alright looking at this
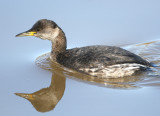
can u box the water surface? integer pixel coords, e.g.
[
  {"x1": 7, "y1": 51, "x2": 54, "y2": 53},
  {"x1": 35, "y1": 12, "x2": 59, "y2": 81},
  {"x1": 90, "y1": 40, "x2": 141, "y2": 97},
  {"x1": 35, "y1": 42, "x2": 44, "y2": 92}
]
[
  {"x1": 1, "y1": 1, "x2": 160, "y2": 115},
  {"x1": 14, "y1": 40, "x2": 160, "y2": 116}
]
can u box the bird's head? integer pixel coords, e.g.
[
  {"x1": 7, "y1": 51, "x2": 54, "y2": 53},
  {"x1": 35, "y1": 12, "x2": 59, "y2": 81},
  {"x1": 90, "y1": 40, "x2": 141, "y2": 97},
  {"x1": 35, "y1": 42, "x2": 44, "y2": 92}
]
[{"x1": 16, "y1": 19, "x2": 60, "y2": 41}]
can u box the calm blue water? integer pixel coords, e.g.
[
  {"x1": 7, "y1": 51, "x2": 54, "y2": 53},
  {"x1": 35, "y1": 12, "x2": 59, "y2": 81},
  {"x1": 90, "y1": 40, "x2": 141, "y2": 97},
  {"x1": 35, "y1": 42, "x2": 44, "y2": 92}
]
[{"x1": 1, "y1": 0, "x2": 160, "y2": 116}]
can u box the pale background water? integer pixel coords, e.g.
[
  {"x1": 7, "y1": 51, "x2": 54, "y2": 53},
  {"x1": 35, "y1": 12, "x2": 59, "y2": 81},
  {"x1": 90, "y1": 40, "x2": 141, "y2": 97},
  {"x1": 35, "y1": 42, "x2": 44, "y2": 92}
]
[{"x1": 1, "y1": 0, "x2": 160, "y2": 116}]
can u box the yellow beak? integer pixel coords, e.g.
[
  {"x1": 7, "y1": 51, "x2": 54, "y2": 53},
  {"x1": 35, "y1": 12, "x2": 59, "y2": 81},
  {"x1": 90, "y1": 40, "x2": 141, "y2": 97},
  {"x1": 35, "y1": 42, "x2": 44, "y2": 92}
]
[
  {"x1": 16, "y1": 31, "x2": 36, "y2": 37},
  {"x1": 15, "y1": 93, "x2": 34, "y2": 100}
]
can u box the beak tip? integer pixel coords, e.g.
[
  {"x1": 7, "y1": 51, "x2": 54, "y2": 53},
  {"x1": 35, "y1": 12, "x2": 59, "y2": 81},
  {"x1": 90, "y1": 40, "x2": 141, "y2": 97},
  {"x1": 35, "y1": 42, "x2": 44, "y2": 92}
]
[
  {"x1": 15, "y1": 33, "x2": 23, "y2": 37},
  {"x1": 15, "y1": 93, "x2": 21, "y2": 96},
  {"x1": 15, "y1": 31, "x2": 36, "y2": 37},
  {"x1": 15, "y1": 34, "x2": 19, "y2": 37},
  {"x1": 15, "y1": 93, "x2": 34, "y2": 100}
]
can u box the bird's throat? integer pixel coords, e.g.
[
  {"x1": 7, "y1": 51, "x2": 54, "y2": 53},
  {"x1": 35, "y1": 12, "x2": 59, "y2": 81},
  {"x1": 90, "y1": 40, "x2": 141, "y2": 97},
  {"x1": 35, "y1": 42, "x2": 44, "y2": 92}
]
[{"x1": 51, "y1": 30, "x2": 67, "y2": 61}]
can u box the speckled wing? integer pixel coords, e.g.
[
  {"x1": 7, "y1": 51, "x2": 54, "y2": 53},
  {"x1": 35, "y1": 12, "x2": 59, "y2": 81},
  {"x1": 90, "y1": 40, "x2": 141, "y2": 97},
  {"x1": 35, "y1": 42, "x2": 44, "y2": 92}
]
[{"x1": 57, "y1": 46, "x2": 151, "y2": 70}]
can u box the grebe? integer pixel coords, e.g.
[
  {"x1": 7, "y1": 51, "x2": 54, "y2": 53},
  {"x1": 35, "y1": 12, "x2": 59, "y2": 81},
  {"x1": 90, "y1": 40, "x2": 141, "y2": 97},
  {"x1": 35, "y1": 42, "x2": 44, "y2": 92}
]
[{"x1": 16, "y1": 19, "x2": 151, "y2": 78}]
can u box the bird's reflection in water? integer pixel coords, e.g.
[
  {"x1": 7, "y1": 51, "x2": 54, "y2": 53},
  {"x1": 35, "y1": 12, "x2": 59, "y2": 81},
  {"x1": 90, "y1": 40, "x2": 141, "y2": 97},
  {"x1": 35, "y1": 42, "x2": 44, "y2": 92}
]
[
  {"x1": 15, "y1": 41, "x2": 160, "y2": 112},
  {"x1": 15, "y1": 54, "x2": 150, "y2": 113},
  {"x1": 15, "y1": 51, "x2": 149, "y2": 112},
  {"x1": 15, "y1": 72, "x2": 66, "y2": 112}
]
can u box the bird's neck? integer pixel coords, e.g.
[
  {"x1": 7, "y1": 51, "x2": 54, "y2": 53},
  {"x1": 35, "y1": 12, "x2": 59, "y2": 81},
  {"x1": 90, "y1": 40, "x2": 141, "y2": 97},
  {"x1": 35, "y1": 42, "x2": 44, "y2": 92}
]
[{"x1": 51, "y1": 29, "x2": 67, "y2": 61}]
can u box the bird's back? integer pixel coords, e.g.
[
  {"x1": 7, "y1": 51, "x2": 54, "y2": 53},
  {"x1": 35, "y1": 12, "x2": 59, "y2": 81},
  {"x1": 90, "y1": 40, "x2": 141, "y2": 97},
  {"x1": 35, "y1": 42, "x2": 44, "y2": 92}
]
[{"x1": 57, "y1": 45, "x2": 151, "y2": 70}]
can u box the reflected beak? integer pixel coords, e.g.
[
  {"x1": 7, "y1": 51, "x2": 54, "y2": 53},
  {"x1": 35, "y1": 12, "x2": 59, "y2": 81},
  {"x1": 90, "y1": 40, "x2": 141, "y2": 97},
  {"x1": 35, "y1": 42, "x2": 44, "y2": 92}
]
[
  {"x1": 16, "y1": 31, "x2": 36, "y2": 37},
  {"x1": 15, "y1": 93, "x2": 34, "y2": 100}
]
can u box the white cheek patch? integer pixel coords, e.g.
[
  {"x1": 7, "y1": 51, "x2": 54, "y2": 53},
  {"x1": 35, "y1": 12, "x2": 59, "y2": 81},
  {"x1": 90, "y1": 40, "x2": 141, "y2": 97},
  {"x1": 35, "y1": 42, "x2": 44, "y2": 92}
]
[
  {"x1": 51, "y1": 27, "x2": 60, "y2": 40},
  {"x1": 36, "y1": 27, "x2": 60, "y2": 40}
]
